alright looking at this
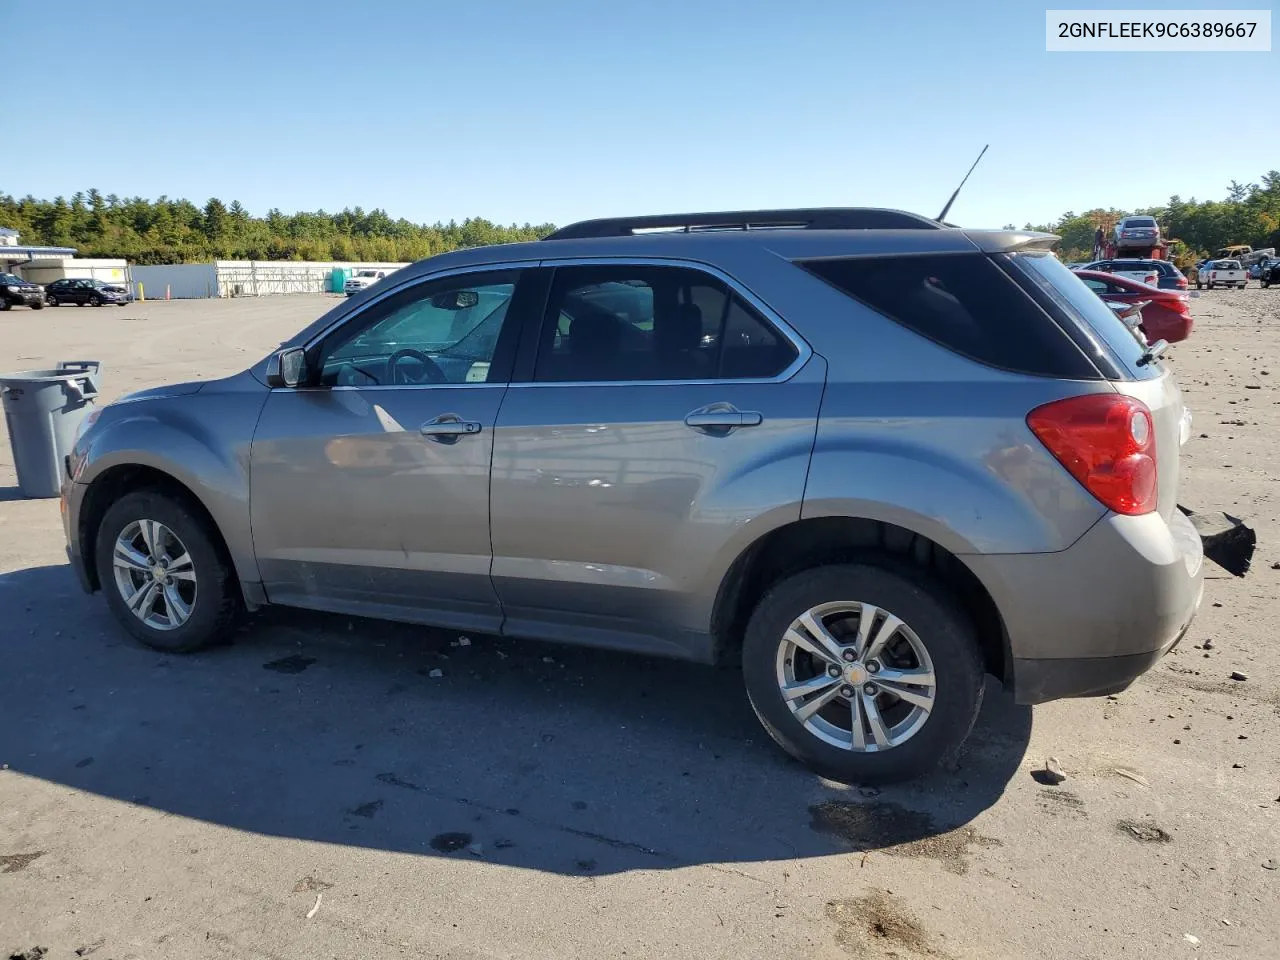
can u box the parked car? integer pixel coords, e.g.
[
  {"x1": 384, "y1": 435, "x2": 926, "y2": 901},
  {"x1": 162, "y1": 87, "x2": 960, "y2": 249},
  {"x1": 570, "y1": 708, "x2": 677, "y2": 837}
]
[
  {"x1": 0, "y1": 272, "x2": 46, "y2": 310},
  {"x1": 1074, "y1": 270, "x2": 1193, "y2": 343},
  {"x1": 344, "y1": 269, "x2": 391, "y2": 297},
  {"x1": 1113, "y1": 215, "x2": 1161, "y2": 249},
  {"x1": 1081, "y1": 258, "x2": 1185, "y2": 290},
  {"x1": 45, "y1": 277, "x2": 132, "y2": 306},
  {"x1": 1196, "y1": 259, "x2": 1247, "y2": 290},
  {"x1": 1259, "y1": 258, "x2": 1280, "y2": 289},
  {"x1": 62, "y1": 208, "x2": 1204, "y2": 784}
]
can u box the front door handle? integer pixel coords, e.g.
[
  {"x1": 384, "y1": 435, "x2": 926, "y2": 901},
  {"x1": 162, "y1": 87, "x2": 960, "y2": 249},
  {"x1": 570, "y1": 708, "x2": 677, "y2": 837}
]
[
  {"x1": 420, "y1": 414, "x2": 483, "y2": 444},
  {"x1": 684, "y1": 404, "x2": 764, "y2": 434}
]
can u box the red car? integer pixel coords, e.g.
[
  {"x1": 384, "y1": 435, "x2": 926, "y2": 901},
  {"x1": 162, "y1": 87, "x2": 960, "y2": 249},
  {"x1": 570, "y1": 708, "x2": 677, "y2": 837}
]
[{"x1": 1074, "y1": 270, "x2": 1193, "y2": 343}]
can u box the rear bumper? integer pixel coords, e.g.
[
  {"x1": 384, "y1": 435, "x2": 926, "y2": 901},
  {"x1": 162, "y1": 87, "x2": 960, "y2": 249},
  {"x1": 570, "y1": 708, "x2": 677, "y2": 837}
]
[{"x1": 964, "y1": 508, "x2": 1205, "y2": 705}]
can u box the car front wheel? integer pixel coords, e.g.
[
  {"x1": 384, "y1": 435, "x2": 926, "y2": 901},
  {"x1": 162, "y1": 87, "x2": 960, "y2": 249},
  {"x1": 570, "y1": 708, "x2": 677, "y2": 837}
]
[
  {"x1": 95, "y1": 491, "x2": 242, "y2": 652},
  {"x1": 742, "y1": 562, "x2": 984, "y2": 784}
]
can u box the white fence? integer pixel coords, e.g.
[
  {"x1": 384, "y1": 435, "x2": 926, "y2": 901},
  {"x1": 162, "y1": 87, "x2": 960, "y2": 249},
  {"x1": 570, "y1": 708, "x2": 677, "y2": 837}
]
[{"x1": 128, "y1": 260, "x2": 410, "y2": 299}]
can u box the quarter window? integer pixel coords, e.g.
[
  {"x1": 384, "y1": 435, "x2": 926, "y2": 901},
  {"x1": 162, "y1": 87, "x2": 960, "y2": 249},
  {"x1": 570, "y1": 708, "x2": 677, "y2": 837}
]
[{"x1": 534, "y1": 264, "x2": 797, "y2": 383}]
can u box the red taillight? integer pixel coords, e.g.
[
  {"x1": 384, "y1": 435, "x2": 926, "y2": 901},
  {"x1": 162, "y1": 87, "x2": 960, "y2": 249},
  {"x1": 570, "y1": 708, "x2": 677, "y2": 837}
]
[{"x1": 1027, "y1": 395, "x2": 1158, "y2": 516}]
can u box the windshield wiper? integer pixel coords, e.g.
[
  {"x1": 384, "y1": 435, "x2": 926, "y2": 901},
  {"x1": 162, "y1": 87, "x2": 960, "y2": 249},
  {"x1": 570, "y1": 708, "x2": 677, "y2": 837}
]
[{"x1": 1136, "y1": 339, "x2": 1169, "y2": 366}]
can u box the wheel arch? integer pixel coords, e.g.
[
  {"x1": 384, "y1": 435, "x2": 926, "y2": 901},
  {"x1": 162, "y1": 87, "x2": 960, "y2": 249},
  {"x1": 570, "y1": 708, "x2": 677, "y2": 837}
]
[
  {"x1": 709, "y1": 515, "x2": 1010, "y2": 683},
  {"x1": 79, "y1": 463, "x2": 240, "y2": 600}
]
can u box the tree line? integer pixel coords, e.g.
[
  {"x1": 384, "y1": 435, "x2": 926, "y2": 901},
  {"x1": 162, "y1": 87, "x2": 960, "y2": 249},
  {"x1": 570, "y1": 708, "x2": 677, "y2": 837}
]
[
  {"x1": 3, "y1": 171, "x2": 1280, "y2": 266},
  {"x1": 0, "y1": 189, "x2": 555, "y2": 264},
  {"x1": 1017, "y1": 169, "x2": 1280, "y2": 265}
]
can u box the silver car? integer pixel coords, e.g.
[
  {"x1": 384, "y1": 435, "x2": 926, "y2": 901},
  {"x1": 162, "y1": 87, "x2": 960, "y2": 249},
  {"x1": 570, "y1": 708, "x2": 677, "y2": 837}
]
[{"x1": 61, "y1": 208, "x2": 1204, "y2": 783}]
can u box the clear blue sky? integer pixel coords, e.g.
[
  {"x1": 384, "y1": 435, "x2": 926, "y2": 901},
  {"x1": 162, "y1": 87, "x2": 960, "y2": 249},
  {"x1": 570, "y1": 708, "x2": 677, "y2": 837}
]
[{"x1": 9, "y1": 0, "x2": 1277, "y2": 228}]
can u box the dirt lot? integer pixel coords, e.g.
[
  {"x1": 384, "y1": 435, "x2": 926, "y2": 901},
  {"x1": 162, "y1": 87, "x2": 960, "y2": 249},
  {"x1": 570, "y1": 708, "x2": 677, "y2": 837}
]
[{"x1": 1, "y1": 291, "x2": 1277, "y2": 960}]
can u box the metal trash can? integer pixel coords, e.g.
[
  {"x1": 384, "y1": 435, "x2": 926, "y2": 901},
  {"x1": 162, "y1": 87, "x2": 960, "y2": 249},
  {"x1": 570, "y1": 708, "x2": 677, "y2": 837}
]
[{"x1": 1, "y1": 361, "x2": 102, "y2": 499}]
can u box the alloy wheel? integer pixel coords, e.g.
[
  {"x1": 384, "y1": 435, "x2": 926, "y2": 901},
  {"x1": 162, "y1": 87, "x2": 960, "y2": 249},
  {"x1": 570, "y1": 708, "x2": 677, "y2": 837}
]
[
  {"x1": 111, "y1": 519, "x2": 197, "y2": 631},
  {"x1": 775, "y1": 601, "x2": 936, "y2": 752}
]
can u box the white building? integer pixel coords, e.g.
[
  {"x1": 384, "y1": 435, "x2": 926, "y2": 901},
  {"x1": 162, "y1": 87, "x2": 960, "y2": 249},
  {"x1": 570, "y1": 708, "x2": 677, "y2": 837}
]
[
  {"x1": 129, "y1": 260, "x2": 410, "y2": 299},
  {"x1": 0, "y1": 230, "x2": 129, "y2": 285}
]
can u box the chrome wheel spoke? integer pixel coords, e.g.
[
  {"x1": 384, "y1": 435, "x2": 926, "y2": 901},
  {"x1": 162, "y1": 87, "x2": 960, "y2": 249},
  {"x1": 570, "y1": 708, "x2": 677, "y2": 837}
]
[
  {"x1": 166, "y1": 551, "x2": 195, "y2": 581},
  {"x1": 874, "y1": 665, "x2": 935, "y2": 688},
  {"x1": 794, "y1": 683, "x2": 844, "y2": 723},
  {"x1": 862, "y1": 612, "x2": 904, "y2": 664},
  {"x1": 861, "y1": 693, "x2": 891, "y2": 747},
  {"x1": 163, "y1": 583, "x2": 192, "y2": 625},
  {"x1": 848, "y1": 690, "x2": 867, "y2": 750},
  {"x1": 112, "y1": 541, "x2": 151, "y2": 574},
  {"x1": 138, "y1": 519, "x2": 162, "y2": 558},
  {"x1": 791, "y1": 609, "x2": 845, "y2": 665},
  {"x1": 128, "y1": 581, "x2": 159, "y2": 617},
  {"x1": 781, "y1": 673, "x2": 840, "y2": 702},
  {"x1": 877, "y1": 680, "x2": 934, "y2": 711}
]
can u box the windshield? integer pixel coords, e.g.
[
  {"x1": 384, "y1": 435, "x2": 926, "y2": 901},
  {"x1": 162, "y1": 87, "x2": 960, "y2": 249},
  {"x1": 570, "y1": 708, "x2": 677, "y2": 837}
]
[{"x1": 1011, "y1": 252, "x2": 1161, "y2": 380}]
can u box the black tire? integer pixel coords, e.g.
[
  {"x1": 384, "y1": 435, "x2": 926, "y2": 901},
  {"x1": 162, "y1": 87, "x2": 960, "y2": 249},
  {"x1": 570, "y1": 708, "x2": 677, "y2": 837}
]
[
  {"x1": 31, "y1": 301, "x2": 44, "y2": 310},
  {"x1": 47, "y1": 296, "x2": 59, "y2": 306},
  {"x1": 90, "y1": 294, "x2": 102, "y2": 306},
  {"x1": 95, "y1": 490, "x2": 241, "y2": 653},
  {"x1": 0, "y1": 298, "x2": 10, "y2": 311},
  {"x1": 742, "y1": 562, "x2": 984, "y2": 784},
  {"x1": 1264, "y1": 280, "x2": 1271, "y2": 289},
  {"x1": 1195, "y1": 280, "x2": 1203, "y2": 289},
  {"x1": 1207, "y1": 282, "x2": 1215, "y2": 289}
]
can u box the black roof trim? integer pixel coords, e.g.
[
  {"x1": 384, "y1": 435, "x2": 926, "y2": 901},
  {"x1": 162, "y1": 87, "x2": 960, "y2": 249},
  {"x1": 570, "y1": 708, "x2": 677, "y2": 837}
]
[{"x1": 544, "y1": 208, "x2": 944, "y2": 241}]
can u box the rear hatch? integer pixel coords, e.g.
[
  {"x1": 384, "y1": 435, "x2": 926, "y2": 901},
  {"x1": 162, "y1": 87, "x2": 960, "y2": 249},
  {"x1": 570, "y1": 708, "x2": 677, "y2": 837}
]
[{"x1": 1010, "y1": 252, "x2": 1184, "y2": 520}]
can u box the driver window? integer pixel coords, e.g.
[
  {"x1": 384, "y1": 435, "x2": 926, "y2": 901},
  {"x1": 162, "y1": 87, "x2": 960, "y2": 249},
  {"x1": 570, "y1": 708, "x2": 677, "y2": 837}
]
[{"x1": 318, "y1": 271, "x2": 519, "y2": 387}]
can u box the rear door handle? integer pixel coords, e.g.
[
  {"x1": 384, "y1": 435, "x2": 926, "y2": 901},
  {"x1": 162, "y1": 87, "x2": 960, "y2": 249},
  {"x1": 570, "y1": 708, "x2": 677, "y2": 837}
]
[
  {"x1": 420, "y1": 414, "x2": 483, "y2": 443},
  {"x1": 684, "y1": 404, "x2": 763, "y2": 434}
]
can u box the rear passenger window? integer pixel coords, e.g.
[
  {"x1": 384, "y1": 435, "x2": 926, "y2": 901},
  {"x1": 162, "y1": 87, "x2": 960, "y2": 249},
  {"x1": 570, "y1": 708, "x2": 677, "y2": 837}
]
[
  {"x1": 535, "y1": 264, "x2": 798, "y2": 383},
  {"x1": 799, "y1": 254, "x2": 1095, "y2": 379}
]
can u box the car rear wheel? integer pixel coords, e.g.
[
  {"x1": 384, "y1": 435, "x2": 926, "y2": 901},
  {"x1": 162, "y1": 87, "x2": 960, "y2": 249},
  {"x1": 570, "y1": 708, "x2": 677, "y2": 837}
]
[
  {"x1": 0, "y1": 299, "x2": 10, "y2": 311},
  {"x1": 46, "y1": 295, "x2": 59, "y2": 306},
  {"x1": 95, "y1": 491, "x2": 242, "y2": 653},
  {"x1": 742, "y1": 562, "x2": 984, "y2": 784},
  {"x1": 90, "y1": 294, "x2": 102, "y2": 306}
]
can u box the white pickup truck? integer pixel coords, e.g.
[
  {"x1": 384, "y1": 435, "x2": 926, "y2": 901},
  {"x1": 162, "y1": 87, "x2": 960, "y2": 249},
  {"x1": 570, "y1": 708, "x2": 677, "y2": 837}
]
[
  {"x1": 344, "y1": 269, "x2": 392, "y2": 297},
  {"x1": 1196, "y1": 259, "x2": 1247, "y2": 290}
]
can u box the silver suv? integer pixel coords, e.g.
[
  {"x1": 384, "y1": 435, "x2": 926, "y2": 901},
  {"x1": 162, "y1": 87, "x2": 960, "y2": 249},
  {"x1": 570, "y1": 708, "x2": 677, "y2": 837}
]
[{"x1": 62, "y1": 208, "x2": 1204, "y2": 782}]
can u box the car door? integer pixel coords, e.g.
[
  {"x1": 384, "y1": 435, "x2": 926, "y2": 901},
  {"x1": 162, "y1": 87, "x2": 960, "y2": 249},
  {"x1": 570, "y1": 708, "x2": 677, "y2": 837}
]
[
  {"x1": 489, "y1": 260, "x2": 826, "y2": 659},
  {"x1": 249, "y1": 264, "x2": 541, "y2": 633}
]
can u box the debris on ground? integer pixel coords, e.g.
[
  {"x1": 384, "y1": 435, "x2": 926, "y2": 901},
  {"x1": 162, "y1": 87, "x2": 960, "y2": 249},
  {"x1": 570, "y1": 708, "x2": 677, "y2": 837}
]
[
  {"x1": 306, "y1": 893, "x2": 322, "y2": 919},
  {"x1": 1203, "y1": 639, "x2": 1215, "y2": 650},
  {"x1": 1031, "y1": 758, "x2": 1067, "y2": 785},
  {"x1": 293, "y1": 875, "x2": 333, "y2": 893},
  {"x1": 73, "y1": 940, "x2": 105, "y2": 957},
  {"x1": 1181, "y1": 507, "x2": 1257, "y2": 577},
  {"x1": 1118, "y1": 819, "x2": 1173, "y2": 843},
  {"x1": 8, "y1": 949, "x2": 46, "y2": 960},
  {"x1": 429, "y1": 832, "x2": 472, "y2": 853},
  {"x1": 1113, "y1": 768, "x2": 1150, "y2": 788},
  {"x1": 1230, "y1": 671, "x2": 1248, "y2": 681},
  {"x1": 427, "y1": 668, "x2": 444, "y2": 679},
  {"x1": 1263, "y1": 859, "x2": 1278, "y2": 871},
  {"x1": 0, "y1": 852, "x2": 45, "y2": 874},
  {"x1": 1183, "y1": 933, "x2": 1200, "y2": 945},
  {"x1": 262, "y1": 655, "x2": 316, "y2": 674}
]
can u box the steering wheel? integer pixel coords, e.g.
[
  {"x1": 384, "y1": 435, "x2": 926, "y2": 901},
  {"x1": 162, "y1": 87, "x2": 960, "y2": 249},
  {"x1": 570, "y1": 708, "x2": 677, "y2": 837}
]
[{"x1": 386, "y1": 348, "x2": 447, "y2": 385}]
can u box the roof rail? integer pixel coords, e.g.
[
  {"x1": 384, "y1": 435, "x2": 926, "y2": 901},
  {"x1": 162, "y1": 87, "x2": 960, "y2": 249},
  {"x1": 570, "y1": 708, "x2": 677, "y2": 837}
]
[{"x1": 543, "y1": 207, "x2": 944, "y2": 241}]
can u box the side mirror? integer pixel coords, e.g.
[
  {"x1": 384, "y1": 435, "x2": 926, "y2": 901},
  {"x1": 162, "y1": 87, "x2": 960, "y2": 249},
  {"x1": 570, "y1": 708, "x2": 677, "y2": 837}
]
[{"x1": 266, "y1": 347, "x2": 308, "y2": 388}]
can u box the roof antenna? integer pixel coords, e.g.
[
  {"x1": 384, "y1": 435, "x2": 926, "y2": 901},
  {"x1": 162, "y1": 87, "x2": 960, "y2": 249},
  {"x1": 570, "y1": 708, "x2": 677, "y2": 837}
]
[{"x1": 936, "y1": 144, "x2": 989, "y2": 224}]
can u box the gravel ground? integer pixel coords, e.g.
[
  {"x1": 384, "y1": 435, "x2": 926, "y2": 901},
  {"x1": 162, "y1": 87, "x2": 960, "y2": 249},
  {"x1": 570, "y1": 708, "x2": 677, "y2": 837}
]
[{"x1": 1, "y1": 290, "x2": 1277, "y2": 960}]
